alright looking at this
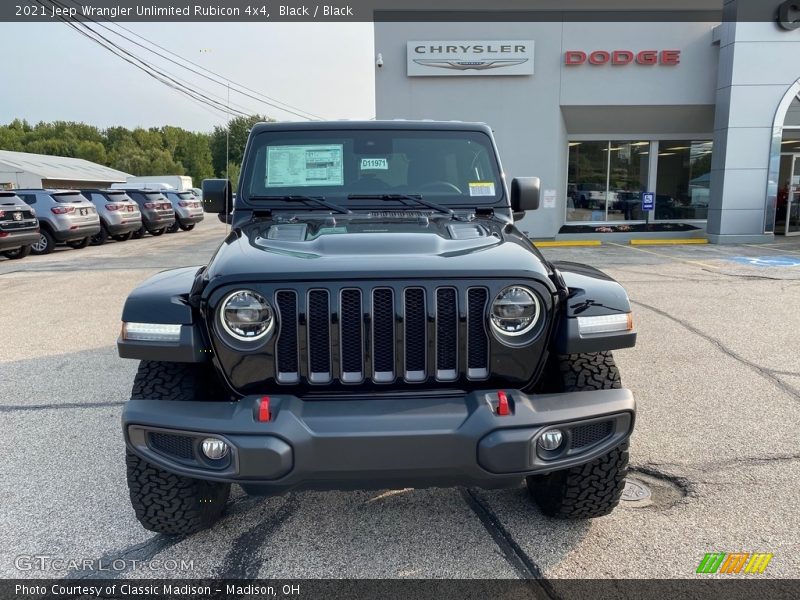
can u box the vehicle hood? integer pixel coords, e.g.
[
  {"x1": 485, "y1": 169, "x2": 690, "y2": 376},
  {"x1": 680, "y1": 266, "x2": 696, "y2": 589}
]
[{"x1": 204, "y1": 215, "x2": 553, "y2": 285}]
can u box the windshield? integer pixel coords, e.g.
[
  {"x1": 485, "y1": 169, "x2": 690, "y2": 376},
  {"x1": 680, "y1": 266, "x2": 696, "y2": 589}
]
[{"x1": 242, "y1": 129, "x2": 504, "y2": 208}]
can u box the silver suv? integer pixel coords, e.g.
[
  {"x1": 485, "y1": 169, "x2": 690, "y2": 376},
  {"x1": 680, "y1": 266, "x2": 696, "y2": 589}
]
[
  {"x1": 0, "y1": 192, "x2": 39, "y2": 260},
  {"x1": 163, "y1": 190, "x2": 204, "y2": 233},
  {"x1": 125, "y1": 190, "x2": 175, "y2": 238},
  {"x1": 15, "y1": 189, "x2": 101, "y2": 255},
  {"x1": 80, "y1": 189, "x2": 142, "y2": 245}
]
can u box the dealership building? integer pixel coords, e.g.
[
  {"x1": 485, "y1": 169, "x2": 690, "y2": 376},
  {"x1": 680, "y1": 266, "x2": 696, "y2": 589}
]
[{"x1": 374, "y1": 0, "x2": 800, "y2": 242}]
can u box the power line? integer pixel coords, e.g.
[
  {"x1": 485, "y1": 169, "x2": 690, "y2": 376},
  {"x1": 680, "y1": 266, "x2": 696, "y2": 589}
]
[
  {"x1": 39, "y1": 0, "x2": 257, "y2": 120},
  {"x1": 56, "y1": 0, "x2": 323, "y2": 121}
]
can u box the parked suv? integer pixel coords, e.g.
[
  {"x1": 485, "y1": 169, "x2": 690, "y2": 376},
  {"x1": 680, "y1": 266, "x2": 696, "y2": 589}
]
[
  {"x1": 15, "y1": 189, "x2": 100, "y2": 255},
  {"x1": 80, "y1": 189, "x2": 143, "y2": 245},
  {"x1": 0, "y1": 191, "x2": 39, "y2": 260},
  {"x1": 125, "y1": 190, "x2": 175, "y2": 238},
  {"x1": 118, "y1": 121, "x2": 637, "y2": 535},
  {"x1": 163, "y1": 190, "x2": 204, "y2": 233}
]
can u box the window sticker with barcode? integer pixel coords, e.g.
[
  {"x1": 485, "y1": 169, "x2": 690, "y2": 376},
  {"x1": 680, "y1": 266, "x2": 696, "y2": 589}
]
[
  {"x1": 469, "y1": 181, "x2": 496, "y2": 196},
  {"x1": 266, "y1": 144, "x2": 344, "y2": 187}
]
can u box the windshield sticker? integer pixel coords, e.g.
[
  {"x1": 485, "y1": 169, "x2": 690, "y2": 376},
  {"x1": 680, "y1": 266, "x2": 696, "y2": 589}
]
[
  {"x1": 360, "y1": 157, "x2": 389, "y2": 171},
  {"x1": 469, "y1": 181, "x2": 496, "y2": 196},
  {"x1": 266, "y1": 144, "x2": 344, "y2": 187}
]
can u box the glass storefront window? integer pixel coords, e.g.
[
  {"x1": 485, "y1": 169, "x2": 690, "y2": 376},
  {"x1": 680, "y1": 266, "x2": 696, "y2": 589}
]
[
  {"x1": 654, "y1": 140, "x2": 713, "y2": 220},
  {"x1": 567, "y1": 141, "x2": 609, "y2": 222},
  {"x1": 566, "y1": 140, "x2": 649, "y2": 222},
  {"x1": 608, "y1": 142, "x2": 650, "y2": 221}
]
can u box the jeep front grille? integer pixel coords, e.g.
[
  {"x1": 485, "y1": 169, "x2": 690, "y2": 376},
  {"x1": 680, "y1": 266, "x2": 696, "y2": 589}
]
[{"x1": 273, "y1": 284, "x2": 490, "y2": 386}]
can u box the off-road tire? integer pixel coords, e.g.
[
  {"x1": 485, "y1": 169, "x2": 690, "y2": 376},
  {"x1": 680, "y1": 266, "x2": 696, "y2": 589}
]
[
  {"x1": 527, "y1": 351, "x2": 628, "y2": 519},
  {"x1": 126, "y1": 361, "x2": 230, "y2": 534},
  {"x1": 3, "y1": 244, "x2": 31, "y2": 259},
  {"x1": 67, "y1": 237, "x2": 90, "y2": 249},
  {"x1": 112, "y1": 232, "x2": 133, "y2": 242},
  {"x1": 527, "y1": 442, "x2": 629, "y2": 519},
  {"x1": 126, "y1": 451, "x2": 230, "y2": 535}
]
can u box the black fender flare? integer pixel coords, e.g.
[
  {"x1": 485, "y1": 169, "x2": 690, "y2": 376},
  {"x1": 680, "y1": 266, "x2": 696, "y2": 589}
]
[
  {"x1": 551, "y1": 261, "x2": 636, "y2": 354},
  {"x1": 117, "y1": 266, "x2": 211, "y2": 363}
]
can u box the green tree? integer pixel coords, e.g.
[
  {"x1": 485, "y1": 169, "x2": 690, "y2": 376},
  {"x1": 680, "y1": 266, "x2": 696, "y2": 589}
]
[
  {"x1": 210, "y1": 114, "x2": 272, "y2": 177},
  {"x1": 226, "y1": 161, "x2": 242, "y2": 192}
]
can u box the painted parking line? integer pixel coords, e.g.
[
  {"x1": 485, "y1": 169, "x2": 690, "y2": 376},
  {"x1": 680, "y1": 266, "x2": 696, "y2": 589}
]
[{"x1": 607, "y1": 242, "x2": 720, "y2": 270}]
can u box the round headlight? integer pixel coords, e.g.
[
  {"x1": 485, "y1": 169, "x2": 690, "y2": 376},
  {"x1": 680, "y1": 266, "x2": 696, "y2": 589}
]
[
  {"x1": 219, "y1": 290, "x2": 274, "y2": 342},
  {"x1": 490, "y1": 286, "x2": 540, "y2": 336}
]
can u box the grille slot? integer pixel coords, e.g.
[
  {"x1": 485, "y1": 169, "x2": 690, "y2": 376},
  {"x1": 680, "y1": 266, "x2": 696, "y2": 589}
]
[
  {"x1": 436, "y1": 288, "x2": 458, "y2": 381},
  {"x1": 340, "y1": 289, "x2": 363, "y2": 383},
  {"x1": 275, "y1": 291, "x2": 299, "y2": 384},
  {"x1": 307, "y1": 290, "x2": 331, "y2": 383},
  {"x1": 270, "y1": 283, "x2": 492, "y2": 386},
  {"x1": 467, "y1": 288, "x2": 489, "y2": 379},
  {"x1": 404, "y1": 288, "x2": 427, "y2": 382},
  {"x1": 570, "y1": 421, "x2": 614, "y2": 449},
  {"x1": 148, "y1": 432, "x2": 194, "y2": 460},
  {"x1": 372, "y1": 288, "x2": 395, "y2": 383}
]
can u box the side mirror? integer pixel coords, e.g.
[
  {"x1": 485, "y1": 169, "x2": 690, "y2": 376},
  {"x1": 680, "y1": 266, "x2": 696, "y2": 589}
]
[
  {"x1": 201, "y1": 179, "x2": 232, "y2": 214},
  {"x1": 510, "y1": 177, "x2": 540, "y2": 219}
]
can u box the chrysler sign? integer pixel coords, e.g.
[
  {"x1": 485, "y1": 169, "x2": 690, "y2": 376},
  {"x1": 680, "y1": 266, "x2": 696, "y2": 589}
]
[{"x1": 407, "y1": 41, "x2": 535, "y2": 77}]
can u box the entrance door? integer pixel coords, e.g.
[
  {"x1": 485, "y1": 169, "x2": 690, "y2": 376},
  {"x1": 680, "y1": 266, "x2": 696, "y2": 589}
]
[{"x1": 777, "y1": 154, "x2": 800, "y2": 236}]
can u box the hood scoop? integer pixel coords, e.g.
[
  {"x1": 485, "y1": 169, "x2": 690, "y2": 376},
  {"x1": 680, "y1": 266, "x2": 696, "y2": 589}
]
[
  {"x1": 266, "y1": 223, "x2": 308, "y2": 241},
  {"x1": 447, "y1": 222, "x2": 492, "y2": 240}
]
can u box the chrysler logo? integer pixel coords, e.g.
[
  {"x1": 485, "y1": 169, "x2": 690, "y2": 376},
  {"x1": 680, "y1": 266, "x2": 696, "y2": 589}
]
[{"x1": 413, "y1": 58, "x2": 529, "y2": 71}]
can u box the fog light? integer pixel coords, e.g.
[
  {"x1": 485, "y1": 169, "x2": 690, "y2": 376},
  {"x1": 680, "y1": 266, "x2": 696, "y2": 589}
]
[
  {"x1": 538, "y1": 429, "x2": 564, "y2": 451},
  {"x1": 201, "y1": 437, "x2": 229, "y2": 460}
]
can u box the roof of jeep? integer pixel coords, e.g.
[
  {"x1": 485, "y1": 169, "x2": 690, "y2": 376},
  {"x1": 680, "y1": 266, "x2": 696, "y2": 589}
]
[{"x1": 249, "y1": 120, "x2": 493, "y2": 134}]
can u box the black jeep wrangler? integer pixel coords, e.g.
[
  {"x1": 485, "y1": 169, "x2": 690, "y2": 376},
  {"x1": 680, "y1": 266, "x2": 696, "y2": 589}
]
[{"x1": 118, "y1": 121, "x2": 636, "y2": 534}]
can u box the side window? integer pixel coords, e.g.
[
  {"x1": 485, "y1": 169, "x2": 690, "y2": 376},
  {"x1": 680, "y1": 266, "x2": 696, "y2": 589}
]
[{"x1": 21, "y1": 194, "x2": 35, "y2": 204}]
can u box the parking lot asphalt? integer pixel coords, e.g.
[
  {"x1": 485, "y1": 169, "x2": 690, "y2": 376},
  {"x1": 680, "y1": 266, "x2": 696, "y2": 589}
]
[{"x1": 1, "y1": 221, "x2": 799, "y2": 581}]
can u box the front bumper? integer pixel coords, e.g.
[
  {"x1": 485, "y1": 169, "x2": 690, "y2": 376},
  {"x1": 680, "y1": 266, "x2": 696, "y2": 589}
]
[{"x1": 123, "y1": 388, "x2": 635, "y2": 494}]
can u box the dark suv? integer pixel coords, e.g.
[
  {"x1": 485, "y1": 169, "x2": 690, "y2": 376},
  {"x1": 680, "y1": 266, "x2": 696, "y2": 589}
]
[
  {"x1": 80, "y1": 189, "x2": 143, "y2": 245},
  {"x1": 118, "y1": 121, "x2": 637, "y2": 535},
  {"x1": 125, "y1": 190, "x2": 175, "y2": 238},
  {"x1": 0, "y1": 192, "x2": 39, "y2": 260}
]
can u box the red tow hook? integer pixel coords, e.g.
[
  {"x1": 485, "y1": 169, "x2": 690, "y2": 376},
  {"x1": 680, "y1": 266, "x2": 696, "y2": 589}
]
[
  {"x1": 258, "y1": 396, "x2": 271, "y2": 422},
  {"x1": 496, "y1": 391, "x2": 511, "y2": 416}
]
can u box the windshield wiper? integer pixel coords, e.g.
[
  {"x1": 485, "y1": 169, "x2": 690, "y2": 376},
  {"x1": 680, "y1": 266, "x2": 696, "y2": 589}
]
[
  {"x1": 347, "y1": 193, "x2": 457, "y2": 218},
  {"x1": 249, "y1": 195, "x2": 351, "y2": 214}
]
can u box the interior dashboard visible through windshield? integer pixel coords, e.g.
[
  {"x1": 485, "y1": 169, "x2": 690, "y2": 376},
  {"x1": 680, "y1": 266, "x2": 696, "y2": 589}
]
[{"x1": 241, "y1": 129, "x2": 505, "y2": 210}]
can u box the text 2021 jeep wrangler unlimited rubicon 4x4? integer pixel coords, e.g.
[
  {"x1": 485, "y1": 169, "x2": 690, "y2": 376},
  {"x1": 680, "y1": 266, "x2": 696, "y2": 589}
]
[{"x1": 118, "y1": 121, "x2": 636, "y2": 534}]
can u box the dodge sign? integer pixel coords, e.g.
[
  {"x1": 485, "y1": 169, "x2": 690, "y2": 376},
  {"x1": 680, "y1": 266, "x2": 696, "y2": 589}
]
[{"x1": 407, "y1": 41, "x2": 535, "y2": 77}]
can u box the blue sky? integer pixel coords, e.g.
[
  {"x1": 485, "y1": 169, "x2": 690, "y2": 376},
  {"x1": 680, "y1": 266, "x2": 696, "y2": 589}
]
[{"x1": 0, "y1": 22, "x2": 375, "y2": 131}]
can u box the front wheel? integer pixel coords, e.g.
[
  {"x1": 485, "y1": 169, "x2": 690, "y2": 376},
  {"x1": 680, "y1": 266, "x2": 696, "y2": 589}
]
[
  {"x1": 126, "y1": 361, "x2": 229, "y2": 534},
  {"x1": 67, "y1": 237, "x2": 90, "y2": 250},
  {"x1": 3, "y1": 245, "x2": 32, "y2": 259},
  {"x1": 527, "y1": 352, "x2": 628, "y2": 519},
  {"x1": 31, "y1": 230, "x2": 55, "y2": 255},
  {"x1": 90, "y1": 225, "x2": 109, "y2": 246},
  {"x1": 126, "y1": 451, "x2": 230, "y2": 535}
]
